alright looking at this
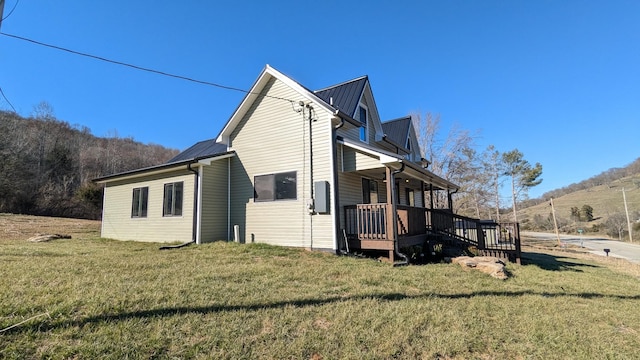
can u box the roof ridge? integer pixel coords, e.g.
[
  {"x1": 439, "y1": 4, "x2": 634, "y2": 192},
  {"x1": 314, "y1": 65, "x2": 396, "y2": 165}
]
[
  {"x1": 382, "y1": 115, "x2": 412, "y2": 124},
  {"x1": 314, "y1": 75, "x2": 368, "y2": 93}
]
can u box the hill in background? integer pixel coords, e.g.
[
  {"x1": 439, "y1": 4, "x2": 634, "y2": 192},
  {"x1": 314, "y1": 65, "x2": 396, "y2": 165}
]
[
  {"x1": 519, "y1": 170, "x2": 640, "y2": 240},
  {"x1": 0, "y1": 110, "x2": 179, "y2": 219}
]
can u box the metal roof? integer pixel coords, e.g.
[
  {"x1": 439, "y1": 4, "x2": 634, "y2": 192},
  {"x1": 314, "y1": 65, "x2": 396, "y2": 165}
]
[
  {"x1": 314, "y1": 76, "x2": 368, "y2": 117},
  {"x1": 167, "y1": 139, "x2": 228, "y2": 163},
  {"x1": 381, "y1": 116, "x2": 411, "y2": 147}
]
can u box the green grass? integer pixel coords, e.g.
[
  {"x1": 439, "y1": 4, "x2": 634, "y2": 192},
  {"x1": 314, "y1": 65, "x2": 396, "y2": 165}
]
[{"x1": 2, "y1": 217, "x2": 640, "y2": 359}]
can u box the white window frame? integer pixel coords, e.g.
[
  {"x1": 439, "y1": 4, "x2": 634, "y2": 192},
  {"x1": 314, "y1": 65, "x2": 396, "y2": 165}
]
[
  {"x1": 358, "y1": 104, "x2": 369, "y2": 143},
  {"x1": 163, "y1": 181, "x2": 184, "y2": 217}
]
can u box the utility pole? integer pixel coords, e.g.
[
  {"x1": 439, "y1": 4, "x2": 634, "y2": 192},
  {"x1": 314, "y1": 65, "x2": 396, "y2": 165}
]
[
  {"x1": 622, "y1": 188, "x2": 633, "y2": 243},
  {"x1": 0, "y1": 0, "x2": 5, "y2": 30},
  {"x1": 550, "y1": 198, "x2": 561, "y2": 246}
]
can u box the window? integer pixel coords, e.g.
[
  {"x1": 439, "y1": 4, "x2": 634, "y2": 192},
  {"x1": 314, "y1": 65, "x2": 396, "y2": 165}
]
[
  {"x1": 362, "y1": 178, "x2": 379, "y2": 204},
  {"x1": 163, "y1": 182, "x2": 183, "y2": 216},
  {"x1": 358, "y1": 105, "x2": 368, "y2": 142},
  {"x1": 254, "y1": 171, "x2": 297, "y2": 202},
  {"x1": 405, "y1": 188, "x2": 415, "y2": 207},
  {"x1": 131, "y1": 187, "x2": 148, "y2": 218}
]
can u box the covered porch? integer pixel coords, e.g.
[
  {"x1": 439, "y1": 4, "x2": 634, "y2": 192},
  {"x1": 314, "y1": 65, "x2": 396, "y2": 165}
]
[{"x1": 337, "y1": 140, "x2": 521, "y2": 264}]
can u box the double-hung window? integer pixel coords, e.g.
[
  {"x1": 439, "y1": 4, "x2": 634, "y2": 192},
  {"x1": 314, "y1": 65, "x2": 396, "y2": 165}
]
[
  {"x1": 358, "y1": 105, "x2": 368, "y2": 142},
  {"x1": 131, "y1": 187, "x2": 148, "y2": 218},
  {"x1": 254, "y1": 171, "x2": 297, "y2": 202},
  {"x1": 163, "y1": 182, "x2": 183, "y2": 216}
]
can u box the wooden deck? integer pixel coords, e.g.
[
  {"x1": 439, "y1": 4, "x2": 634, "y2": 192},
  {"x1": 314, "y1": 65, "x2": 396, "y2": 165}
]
[{"x1": 344, "y1": 204, "x2": 521, "y2": 264}]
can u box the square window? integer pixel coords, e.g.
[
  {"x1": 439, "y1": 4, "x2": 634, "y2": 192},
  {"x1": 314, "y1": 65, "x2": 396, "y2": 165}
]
[{"x1": 254, "y1": 172, "x2": 297, "y2": 202}]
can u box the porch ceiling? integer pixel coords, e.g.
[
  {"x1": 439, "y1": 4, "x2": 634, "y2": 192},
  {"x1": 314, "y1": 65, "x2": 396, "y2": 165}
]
[{"x1": 339, "y1": 139, "x2": 458, "y2": 191}]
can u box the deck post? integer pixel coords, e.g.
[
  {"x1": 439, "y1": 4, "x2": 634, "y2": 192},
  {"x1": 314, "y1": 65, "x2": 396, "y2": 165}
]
[
  {"x1": 385, "y1": 167, "x2": 397, "y2": 262},
  {"x1": 429, "y1": 184, "x2": 434, "y2": 209}
]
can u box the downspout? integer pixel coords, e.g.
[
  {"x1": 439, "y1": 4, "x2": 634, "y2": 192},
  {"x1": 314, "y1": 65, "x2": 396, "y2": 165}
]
[
  {"x1": 391, "y1": 162, "x2": 409, "y2": 266},
  {"x1": 332, "y1": 115, "x2": 346, "y2": 254},
  {"x1": 160, "y1": 161, "x2": 199, "y2": 250},
  {"x1": 448, "y1": 188, "x2": 458, "y2": 211}
]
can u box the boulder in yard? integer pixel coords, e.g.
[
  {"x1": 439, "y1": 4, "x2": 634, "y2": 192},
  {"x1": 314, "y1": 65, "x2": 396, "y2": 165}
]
[
  {"x1": 27, "y1": 234, "x2": 72, "y2": 243},
  {"x1": 452, "y1": 256, "x2": 508, "y2": 280}
]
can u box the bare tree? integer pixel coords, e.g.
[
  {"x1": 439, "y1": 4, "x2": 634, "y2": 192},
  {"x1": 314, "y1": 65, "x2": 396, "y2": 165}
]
[
  {"x1": 481, "y1": 145, "x2": 503, "y2": 221},
  {"x1": 413, "y1": 112, "x2": 477, "y2": 210}
]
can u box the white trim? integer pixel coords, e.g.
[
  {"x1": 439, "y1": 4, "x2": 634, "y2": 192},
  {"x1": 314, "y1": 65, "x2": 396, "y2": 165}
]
[
  {"x1": 328, "y1": 119, "x2": 338, "y2": 251},
  {"x1": 95, "y1": 154, "x2": 236, "y2": 184},
  {"x1": 195, "y1": 166, "x2": 203, "y2": 244},
  {"x1": 227, "y1": 157, "x2": 231, "y2": 242},
  {"x1": 357, "y1": 103, "x2": 369, "y2": 144},
  {"x1": 198, "y1": 152, "x2": 235, "y2": 165}
]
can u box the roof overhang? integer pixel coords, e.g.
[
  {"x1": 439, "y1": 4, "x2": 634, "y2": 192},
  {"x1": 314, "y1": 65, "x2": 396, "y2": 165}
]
[
  {"x1": 93, "y1": 152, "x2": 235, "y2": 184},
  {"x1": 338, "y1": 138, "x2": 458, "y2": 191}
]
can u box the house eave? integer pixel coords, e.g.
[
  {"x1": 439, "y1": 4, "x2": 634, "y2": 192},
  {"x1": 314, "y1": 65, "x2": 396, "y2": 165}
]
[
  {"x1": 93, "y1": 152, "x2": 236, "y2": 184},
  {"x1": 338, "y1": 138, "x2": 458, "y2": 191}
]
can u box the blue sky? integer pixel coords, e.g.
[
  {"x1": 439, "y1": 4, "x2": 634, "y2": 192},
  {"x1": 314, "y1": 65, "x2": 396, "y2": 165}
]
[{"x1": 1, "y1": 1, "x2": 638, "y2": 199}]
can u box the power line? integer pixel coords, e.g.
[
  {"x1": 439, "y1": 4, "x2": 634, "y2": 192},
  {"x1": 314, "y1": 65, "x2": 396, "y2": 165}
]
[
  {"x1": 0, "y1": 31, "x2": 295, "y2": 104},
  {"x1": 0, "y1": 86, "x2": 16, "y2": 112},
  {"x1": 1, "y1": 0, "x2": 19, "y2": 23}
]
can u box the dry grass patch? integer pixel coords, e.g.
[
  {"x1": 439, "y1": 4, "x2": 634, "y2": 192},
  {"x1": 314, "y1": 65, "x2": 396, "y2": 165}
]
[{"x1": 0, "y1": 213, "x2": 100, "y2": 242}]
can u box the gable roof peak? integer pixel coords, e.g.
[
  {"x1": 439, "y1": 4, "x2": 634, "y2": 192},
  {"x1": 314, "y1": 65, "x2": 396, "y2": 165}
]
[
  {"x1": 314, "y1": 75, "x2": 368, "y2": 93},
  {"x1": 314, "y1": 75, "x2": 369, "y2": 118}
]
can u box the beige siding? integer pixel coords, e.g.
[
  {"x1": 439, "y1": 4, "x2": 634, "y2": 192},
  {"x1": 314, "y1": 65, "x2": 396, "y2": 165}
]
[
  {"x1": 342, "y1": 147, "x2": 383, "y2": 171},
  {"x1": 228, "y1": 77, "x2": 336, "y2": 250},
  {"x1": 200, "y1": 160, "x2": 229, "y2": 242},
  {"x1": 102, "y1": 170, "x2": 194, "y2": 243}
]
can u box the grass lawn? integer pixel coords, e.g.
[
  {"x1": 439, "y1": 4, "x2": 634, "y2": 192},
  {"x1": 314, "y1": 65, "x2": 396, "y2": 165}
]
[{"x1": 1, "y1": 214, "x2": 640, "y2": 359}]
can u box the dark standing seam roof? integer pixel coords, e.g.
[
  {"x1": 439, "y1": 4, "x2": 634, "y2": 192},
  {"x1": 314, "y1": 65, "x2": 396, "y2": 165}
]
[
  {"x1": 381, "y1": 116, "x2": 412, "y2": 146},
  {"x1": 314, "y1": 76, "x2": 368, "y2": 118},
  {"x1": 167, "y1": 139, "x2": 229, "y2": 163}
]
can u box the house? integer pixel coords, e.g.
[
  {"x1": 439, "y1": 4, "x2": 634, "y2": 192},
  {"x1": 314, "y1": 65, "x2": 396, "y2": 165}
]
[{"x1": 95, "y1": 65, "x2": 521, "y2": 263}]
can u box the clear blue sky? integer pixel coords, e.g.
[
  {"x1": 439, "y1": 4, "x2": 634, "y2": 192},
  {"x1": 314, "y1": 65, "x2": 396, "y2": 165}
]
[{"x1": 1, "y1": 1, "x2": 638, "y2": 199}]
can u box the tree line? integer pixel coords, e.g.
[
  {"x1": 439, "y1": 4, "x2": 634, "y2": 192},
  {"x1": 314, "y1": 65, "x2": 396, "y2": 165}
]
[{"x1": 0, "y1": 106, "x2": 179, "y2": 219}]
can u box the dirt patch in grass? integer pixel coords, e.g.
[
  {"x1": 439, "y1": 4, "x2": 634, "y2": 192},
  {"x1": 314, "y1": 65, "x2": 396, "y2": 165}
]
[{"x1": 0, "y1": 213, "x2": 101, "y2": 242}]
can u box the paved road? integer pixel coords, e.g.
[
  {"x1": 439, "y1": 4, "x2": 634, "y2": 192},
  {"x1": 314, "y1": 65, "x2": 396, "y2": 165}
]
[{"x1": 522, "y1": 231, "x2": 640, "y2": 264}]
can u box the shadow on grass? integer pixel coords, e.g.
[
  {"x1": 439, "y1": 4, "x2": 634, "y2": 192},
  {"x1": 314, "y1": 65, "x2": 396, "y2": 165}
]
[
  {"x1": 521, "y1": 252, "x2": 599, "y2": 272},
  {"x1": 6, "y1": 290, "x2": 640, "y2": 334}
]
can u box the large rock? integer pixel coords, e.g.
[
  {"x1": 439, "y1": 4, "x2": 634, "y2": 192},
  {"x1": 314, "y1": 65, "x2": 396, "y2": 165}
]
[
  {"x1": 27, "y1": 234, "x2": 71, "y2": 242},
  {"x1": 452, "y1": 256, "x2": 508, "y2": 280}
]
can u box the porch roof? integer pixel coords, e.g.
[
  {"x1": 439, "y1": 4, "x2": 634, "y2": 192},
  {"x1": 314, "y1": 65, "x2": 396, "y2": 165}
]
[{"x1": 338, "y1": 138, "x2": 459, "y2": 191}]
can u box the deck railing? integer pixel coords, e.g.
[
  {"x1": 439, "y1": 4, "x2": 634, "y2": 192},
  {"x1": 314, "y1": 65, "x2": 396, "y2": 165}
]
[
  {"x1": 426, "y1": 208, "x2": 521, "y2": 262},
  {"x1": 344, "y1": 204, "x2": 390, "y2": 240},
  {"x1": 345, "y1": 205, "x2": 521, "y2": 263}
]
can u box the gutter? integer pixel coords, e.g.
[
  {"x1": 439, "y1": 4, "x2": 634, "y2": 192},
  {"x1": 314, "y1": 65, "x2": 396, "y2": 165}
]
[
  {"x1": 331, "y1": 116, "x2": 347, "y2": 255},
  {"x1": 381, "y1": 135, "x2": 410, "y2": 154},
  {"x1": 160, "y1": 160, "x2": 199, "y2": 250}
]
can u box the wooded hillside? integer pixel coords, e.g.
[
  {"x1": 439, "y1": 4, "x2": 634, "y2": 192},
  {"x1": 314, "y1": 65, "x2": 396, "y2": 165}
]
[{"x1": 0, "y1": 110, "x2": 179, "y2": 219}]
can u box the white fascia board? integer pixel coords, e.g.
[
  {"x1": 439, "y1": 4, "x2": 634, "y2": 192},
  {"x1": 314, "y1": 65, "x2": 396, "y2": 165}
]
[
  {"x1": 95, "y1": 164, "x2": 191, "y2": 184},
  {"x1": 197, "y1": 152, "x2": 235, "y2": 166},
  {"x1": 339, "y1": 138, "x2": 404, "y2": 162}
]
